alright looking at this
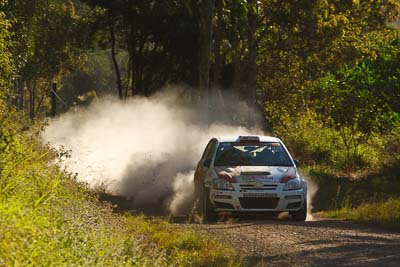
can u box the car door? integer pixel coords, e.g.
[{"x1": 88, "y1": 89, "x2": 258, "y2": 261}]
[{"x1": 194, "y1": 139, "x2": 218, "y2": 184}]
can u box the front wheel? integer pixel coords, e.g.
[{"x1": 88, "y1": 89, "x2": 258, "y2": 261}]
[
  {"x1": 202, "y1": 188, "x2": 218, "y2": 223},
  {"x1": 290, "y1": 201, "x2": 307, "y2": 221}
]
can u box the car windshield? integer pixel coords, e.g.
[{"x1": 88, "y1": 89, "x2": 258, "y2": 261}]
[{"x1": 214, "y1": 142, "x2": 293, "y2": 167}]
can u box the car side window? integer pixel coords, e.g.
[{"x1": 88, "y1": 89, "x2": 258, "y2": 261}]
[
  {"x1": 204, "y1": 139, "x2": 218, "y2": 162},
  {"x1": 201, "y1": 140, "x2": 213, "y2": 160}
]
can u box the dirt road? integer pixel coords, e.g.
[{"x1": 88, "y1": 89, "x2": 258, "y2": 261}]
[
  {"x1": 188, "y1": 215, "x2": 400, "y2": 266},
  {"x1": 102, "y1": 194, "x2": 400, "y2": 265}
]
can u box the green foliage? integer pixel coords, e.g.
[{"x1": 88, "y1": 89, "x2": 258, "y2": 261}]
[
  {"x1": 2, "y1": 0, "x2": 92, "y2": 117},
  {"x1": 312, "y1": 60, "x2": 400, "y2": 134},
  {"x1": 274, "y1": 110, "x2": 388, "y2": 171},
  {"x1": 5, "y1": 0, "x2": 89, "y2": 80},
  {"x1": 324, "y1": 198, "x2": 400, "y2": 231},
  {"x1": 275, "y1": 110, "x2": 342, "y2": 167},
  {"x1": 0, "y1": 101, "x2": 237, "y2": 266},
  {"x1": 260, "y1": 0, "x2": 400, "y2": 131},
  {"x1": 381, "y1": 125, "x2": 400, "y2": 168},
  {"x1": 262, "y1": 1, "x2": 400, "y2": 171},
  {"x1": 0, "y1": 4, "x2": 13, "y2": 92},
  {"x1": 305, "y1": 45, "x2": 400, "y2": 168}
]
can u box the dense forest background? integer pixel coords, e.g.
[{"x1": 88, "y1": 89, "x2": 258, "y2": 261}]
[{"x1": 1, "y1": 0, "x2": 400, "y2": 173}]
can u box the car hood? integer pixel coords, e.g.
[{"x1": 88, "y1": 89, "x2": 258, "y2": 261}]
[{"x1": 214, "y1": 166, "x2": 297, "y2": 183}]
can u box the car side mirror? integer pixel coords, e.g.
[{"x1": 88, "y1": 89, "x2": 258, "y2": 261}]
[
  {"x1": 294, "y1": 159, "x2": 300, "y2": 168},
  {"x1": 203, "y1": 158, "x2": 212, "y2": 167}
]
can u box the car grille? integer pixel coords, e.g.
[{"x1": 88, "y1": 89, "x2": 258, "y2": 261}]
[
  {"x1": 239, "y1": 197, "x2": 279, "y2": 209},
  {"x1": 240, "y1": 184, "x2": 278, "y2": 190}
]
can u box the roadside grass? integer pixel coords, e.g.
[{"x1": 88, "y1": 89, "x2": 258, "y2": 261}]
[
  {"x1": 0, "y1": 109, "x2": 239, "y2": 266},
  {"x1": 322, "y1": 198, "x2": 400, "y2": 232}
]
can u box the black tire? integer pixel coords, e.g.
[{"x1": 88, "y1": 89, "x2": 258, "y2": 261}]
[
  {"x1": 202, "y1": 188, "x2": 218, "y2": 223},
  {"x1": 193, "y1": 181, "x2": 202, "y2": 215},
  {"x1": 290, "y1": 201, "x2": 307, "y2": 221}
]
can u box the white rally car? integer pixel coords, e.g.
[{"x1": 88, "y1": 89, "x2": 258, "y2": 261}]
[{"x1": 194, "y1": 136, "x2": 307, "y2": 222}]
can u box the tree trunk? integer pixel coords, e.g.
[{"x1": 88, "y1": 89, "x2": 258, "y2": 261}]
[
  {"x1": 211, "y1": 0, "x2": 224, "y2": 112},
  {"x1": 28, "y1": 80, "x2": 36, "y2": 119},
  {"x1": 17, "y1": 79, "x2": 24, "y2": 111},
  {"x1": 247, "y1": 0, "x2": 258, "y2": 106},
  {"x1": 110, "y1": 17, "x2": 124, "y2": 100},
  {"x1": 18, "y1": 79, "x2": 25, "y2": 111},
  {"x1": 36, "y1": 82, "x2": 47, "y2": 115},
  {"x1": 213, "y1": 0, "x2": 223, "y2": 88},
  {"x1": 133, "y1": 37, "x2": 145, "y2": 96},
  {"x1": 125, "y1": 54, "x2": 131, "y2": 98},
  {"x1": 50, "y1": 82, "x2": 57, "y2": 117},
  {"x1": 198, "y1": 0, "x2": 214, "y2": 95},
  {"x1": 232, "y1": 40, "x2": 241, "y2": 95},
  {"x1": 128, "y1": 24, "x2": 136, "y2": 97},
  {"x1": 12, "y1": 80, "x2": 18, "y2": 108}
]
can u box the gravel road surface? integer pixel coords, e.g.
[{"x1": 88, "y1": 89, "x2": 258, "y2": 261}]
[{"x1": 187, "y1": 214, "x2": 400, "y2": 266}]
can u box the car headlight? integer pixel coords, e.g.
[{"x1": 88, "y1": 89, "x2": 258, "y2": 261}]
[
  {"x1": 283, "y1": 178, "x2": 302, "y2": 191},
  {"x1": 212, "y1": 178, "x2": 234, "y2": 191}
]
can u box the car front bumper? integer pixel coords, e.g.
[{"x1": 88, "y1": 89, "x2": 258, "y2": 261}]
[{"x1": 209, "y1": 184, "x2": 306, "y2": 212}]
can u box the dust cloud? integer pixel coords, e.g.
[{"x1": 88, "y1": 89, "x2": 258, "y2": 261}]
[
  {"x1": 306, "y1": 176, "x2": 318, "y2": 221},
  {"x1": 43, "y1": 87, "x2": 261, "y2": 215}
]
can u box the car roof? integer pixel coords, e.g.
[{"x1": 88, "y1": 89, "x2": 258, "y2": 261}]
[{"x1": 215, "y1": 135, "x2": 281, "y2": 143}]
